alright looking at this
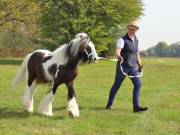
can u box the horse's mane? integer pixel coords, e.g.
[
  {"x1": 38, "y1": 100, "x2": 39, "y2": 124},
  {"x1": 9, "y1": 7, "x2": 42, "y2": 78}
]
[{"x1": 52, "y1": 38, "x2": 82, "y2": 60}]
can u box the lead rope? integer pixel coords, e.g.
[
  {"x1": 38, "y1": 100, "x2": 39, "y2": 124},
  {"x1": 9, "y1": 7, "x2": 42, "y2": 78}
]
[
  {"x1": 98, "y1": 57, "x2": 143, "y2": 78},
  {"x1": 119, "y1": 58, "x2": 143, "y2": 78}
]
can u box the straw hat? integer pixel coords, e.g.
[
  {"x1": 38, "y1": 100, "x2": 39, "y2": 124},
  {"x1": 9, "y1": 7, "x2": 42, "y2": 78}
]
[{"x1": 127, "y1": 21, "x2": 139, "y2": 30}]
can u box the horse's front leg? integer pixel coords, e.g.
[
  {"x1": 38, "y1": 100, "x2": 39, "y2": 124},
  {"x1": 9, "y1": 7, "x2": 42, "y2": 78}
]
[{"x1": 66, "y1": 82, "x2": 79, "y2": 118}]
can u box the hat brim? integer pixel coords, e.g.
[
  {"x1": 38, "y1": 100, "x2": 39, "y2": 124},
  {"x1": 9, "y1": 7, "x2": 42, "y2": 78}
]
[{"x1": 127, "y1": 25, "x2": 139, "y2": 30}]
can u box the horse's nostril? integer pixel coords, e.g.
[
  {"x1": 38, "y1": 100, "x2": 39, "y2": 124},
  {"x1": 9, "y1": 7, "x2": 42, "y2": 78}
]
[{"x1": 94, "y1": 57, "x2": 99, "y2": 61}]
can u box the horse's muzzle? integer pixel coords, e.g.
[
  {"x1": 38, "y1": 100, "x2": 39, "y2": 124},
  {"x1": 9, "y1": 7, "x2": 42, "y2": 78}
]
[{"x1": 89, "y1": 56, "x2": 99, "y2": 63}]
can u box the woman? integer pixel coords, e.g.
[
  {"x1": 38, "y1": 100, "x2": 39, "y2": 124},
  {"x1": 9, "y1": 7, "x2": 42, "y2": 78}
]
[{"x1": 106, "y1": 21, "x2": 148, "y2": 112}]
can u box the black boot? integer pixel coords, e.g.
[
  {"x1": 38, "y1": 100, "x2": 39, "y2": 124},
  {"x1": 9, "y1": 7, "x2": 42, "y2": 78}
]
[
  {"x1": 105, "y1": 105, "x2": 112, "y2": 110},
  {"x1": 133, "y1": 106, "x2": 148, "y2": 112}
]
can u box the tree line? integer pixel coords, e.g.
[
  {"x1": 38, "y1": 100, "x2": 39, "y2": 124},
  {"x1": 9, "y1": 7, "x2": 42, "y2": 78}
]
[
  {"x1": 141, "y1": 41, "x2": 180, "y2": 57},
  {"x1": 0, "y1": 0, "x2": 143, "y2": 56}
]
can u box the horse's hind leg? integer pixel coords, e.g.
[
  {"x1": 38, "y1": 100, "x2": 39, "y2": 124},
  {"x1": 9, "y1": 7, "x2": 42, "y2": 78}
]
[
  {"x1": 22, "y1": 75, "x2": 37, "y2": 113},
  {"x1": 66, "y1": 82, "x2": 79, "y2": 118},
  {"x1": 38, "y1": 82, "x2": 58, "y2": 116}
]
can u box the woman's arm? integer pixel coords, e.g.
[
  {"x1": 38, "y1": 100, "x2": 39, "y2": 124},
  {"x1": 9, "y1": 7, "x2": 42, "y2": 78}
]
[
  {"x1": 115, "y1": 48, "x2": 122, "y2": 60},
  {"x1": 116, "y1": 38, "x2": 124, "y2": 61},
  {"x1": 136, "y1": 52, "x2": 142, "y2": 67},
  {"x1": 136, "y1": 52, "x2": 143, "y2": 71}
]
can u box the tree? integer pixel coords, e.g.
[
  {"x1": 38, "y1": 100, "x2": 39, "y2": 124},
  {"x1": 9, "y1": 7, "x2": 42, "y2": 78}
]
[
  {"x1": 147, "y1": 46, "x2": 157, "y2": 56},
  {"x1": 140, "y1": 50, "x2": 149, "y2": 57},
  {"x1": 140, "y1": 41, "x2": 180, "y2": 57},
  {"x1": 171, "y1": 42, "x2": 180, "y2": 57},
  {"x1": 155, "y1": 41, "x2": 171, "y2": 57},
  {"x1": 0, "y1": 0, "x2": 41, "y2": 48},
  {"x1": 0, "y1": 0, "x2": 144, "y2": 56},
  {"x1": 40, "y1": 0, "x2": 144, "y2": 54}
]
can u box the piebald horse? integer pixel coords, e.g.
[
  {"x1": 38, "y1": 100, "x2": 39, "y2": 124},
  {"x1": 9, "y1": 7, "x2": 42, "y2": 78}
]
[{"x1": 12, "y1": 33, "x2": 99, "y2": 118}]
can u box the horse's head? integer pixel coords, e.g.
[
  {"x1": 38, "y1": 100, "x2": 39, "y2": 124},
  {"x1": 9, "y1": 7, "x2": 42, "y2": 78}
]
[{"x1": 74, "y1": 33, "x2": 99, "y2": 63}]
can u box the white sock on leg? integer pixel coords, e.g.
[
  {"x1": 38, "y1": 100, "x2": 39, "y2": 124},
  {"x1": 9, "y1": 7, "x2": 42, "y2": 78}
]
[
  {"x1": 67, "y1": 97, "x2": 79, "y2": 118},
  {"x1": 38, "y1": 91, "x2": 54, "y2": 116}
]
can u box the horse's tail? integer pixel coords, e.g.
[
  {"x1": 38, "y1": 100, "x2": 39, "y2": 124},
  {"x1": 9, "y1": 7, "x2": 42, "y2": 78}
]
[{"x1": 11, "y1": 54, "x2": 31, "y2": 91}]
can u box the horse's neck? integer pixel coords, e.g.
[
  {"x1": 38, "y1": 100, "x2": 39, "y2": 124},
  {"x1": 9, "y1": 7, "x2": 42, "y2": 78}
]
[
  {"x1": 52, "y1": 45, "x2": 68, "y2": 64},
  {"x1": 65, "y1": 57, "x2": 80, "y2": 69},
  {"x1": 52, "y1": 44, "x2": 83, "y2": 69}
]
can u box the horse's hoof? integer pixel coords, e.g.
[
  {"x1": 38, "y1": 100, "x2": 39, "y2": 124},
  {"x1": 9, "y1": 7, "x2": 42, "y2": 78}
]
[
  {"x1": 68, "y1": 111, "x2": 79, "y2": 118},
  {"x1": 22, "y1": 108, "x2": 33, "y2": 113},
  {"x1": 38, "y1": 109, "x2": 53, "y2": 116},
  {"x1": 68, "y1": 111, "x2": 74, "y2": 118},
  {"x1": 22, "y1": 105, "x2": 33, "y2": 113}
]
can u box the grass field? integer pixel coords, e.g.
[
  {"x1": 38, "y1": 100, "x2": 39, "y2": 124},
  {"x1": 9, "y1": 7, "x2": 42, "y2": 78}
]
[{"x1": 0, "y1": 58, "x2": 180, "y2": 135}]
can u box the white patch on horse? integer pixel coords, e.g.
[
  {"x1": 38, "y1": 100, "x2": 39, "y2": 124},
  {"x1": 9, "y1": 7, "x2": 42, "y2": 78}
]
[
  {"x1": 67, "y1": 97, "x2": 79, "y2": 118},
  {"x1": 39, "y1": 46, "x2": 68, "y2": 81},
  {"x1": 55, "y1": 68, "x2": 59, "y2": 78},
  {"x1": 88, "y1": 42, "x2": 99, "y2": 61},
  {"x1": 38, "y1": 91, "x2": 54, "y2": 116}
]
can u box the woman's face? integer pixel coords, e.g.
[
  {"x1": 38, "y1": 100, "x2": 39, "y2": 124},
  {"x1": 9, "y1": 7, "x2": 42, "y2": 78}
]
[{"x1": 127, "y1": 25, "x2": 138, "y2": 36}]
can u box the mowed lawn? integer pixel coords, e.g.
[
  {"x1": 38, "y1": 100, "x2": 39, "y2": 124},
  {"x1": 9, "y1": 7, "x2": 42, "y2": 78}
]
[{"x1": 0, "y1": 58, "x2": 179, "y2": 135}]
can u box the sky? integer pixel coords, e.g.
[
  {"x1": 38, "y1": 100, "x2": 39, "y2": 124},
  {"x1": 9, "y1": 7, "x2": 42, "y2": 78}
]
[{"x1": 137, "y1": 0, "x2": 180, "y2": 50}]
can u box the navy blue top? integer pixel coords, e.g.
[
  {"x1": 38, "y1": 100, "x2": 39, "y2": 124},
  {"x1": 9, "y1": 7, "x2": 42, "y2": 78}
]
[{"x1": 121, "y1": 34, "x2": 138, "y2": 67}]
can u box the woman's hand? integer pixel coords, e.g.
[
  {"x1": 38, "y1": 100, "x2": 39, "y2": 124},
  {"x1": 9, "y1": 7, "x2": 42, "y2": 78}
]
[{"x1": 138, "y1": 64, "x2": 143, "y2": 72}]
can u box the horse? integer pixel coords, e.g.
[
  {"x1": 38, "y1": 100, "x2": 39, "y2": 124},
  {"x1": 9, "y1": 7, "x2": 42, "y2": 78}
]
[{"x1": 12, "y1": 33, "x2": 99, "y2": 118}]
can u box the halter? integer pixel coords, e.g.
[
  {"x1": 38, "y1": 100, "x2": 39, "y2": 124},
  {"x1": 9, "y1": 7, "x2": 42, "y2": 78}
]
[
  {"x1": 83, "y1": 37, "x2": 94, "y2": 59},
  {"x1": 84, "y1": 49, "x2": 93, "y2": 59}
]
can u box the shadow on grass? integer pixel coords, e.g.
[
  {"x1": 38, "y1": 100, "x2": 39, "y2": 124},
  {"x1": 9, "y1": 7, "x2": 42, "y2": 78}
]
[
  {"x1": 79, "y1": 106, "x2": 106, "y2": 111},
  {"x1": 53, "y1": 106, "x2": 126, "y2": 111},
  {"x1": 53, "y1": 106, "x2": 66, "y2": 111},
  {"x1": 0, "y1": 58, "x2": 22, "y2": 65},
  {"x1": 53, "y1": 106, "x2": 121, "y2": 112},
  {"x1": 79, "y1": 106, "x2": 132, "y2": 112},
  {"x1": 0, "y1": 107, "x2": 31, "y2": 119},
  {"x1": 33, "y1": 112, "x2": 65, "y2": 120},
  {"x1": 0, "y1": 107, "x2": 65, "y2": 120}
]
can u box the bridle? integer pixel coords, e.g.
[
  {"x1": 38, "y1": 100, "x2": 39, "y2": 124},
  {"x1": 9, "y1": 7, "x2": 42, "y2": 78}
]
[
  {"x1": 84, "y1": 49, "x2": 93, "y2": 59},
  {"x1": 83, "y1": 37, "x2": 94, "y2": 59}
]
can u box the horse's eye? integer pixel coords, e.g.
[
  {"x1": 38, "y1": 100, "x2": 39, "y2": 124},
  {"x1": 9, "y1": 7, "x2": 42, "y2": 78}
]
[
  {"x1": 80, "y1": 35, "x2": 83, "y2": 38},
  {"x1": 86, "y1": 46, "x2": 91, "y2": 53}
]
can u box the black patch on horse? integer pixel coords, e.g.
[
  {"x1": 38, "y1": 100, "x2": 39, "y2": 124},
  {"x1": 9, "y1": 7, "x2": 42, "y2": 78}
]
[
  {"x1": 27, "y1": 52, "x2": 50, "y2": 84},
  {"x1": 80, "y1": 46, "x2": 91, "y2": 63},
  {"x1": 48, "y1": 63, "x2": 58, "y2": 76}
]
